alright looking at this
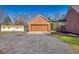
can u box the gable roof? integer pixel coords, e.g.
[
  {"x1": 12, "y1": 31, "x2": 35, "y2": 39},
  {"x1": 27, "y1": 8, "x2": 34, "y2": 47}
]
[
  {"x1": 71, "y1": 5, "x2": 79, "y2": 13},
  {"x1": 27, "y1": 15, "x2": 50, "y2": 23},
  {"x1": 64, "y1": 5, "x2": 79, "y2": 20}
]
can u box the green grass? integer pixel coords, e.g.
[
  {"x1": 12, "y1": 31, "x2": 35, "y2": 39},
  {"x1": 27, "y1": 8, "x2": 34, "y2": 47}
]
[
  {"x1": 52, "y1": 34, "x2": 79, "y2": 45},
  {"x1": 50, "y1": 33, "x2": 79, "y2": 52}
]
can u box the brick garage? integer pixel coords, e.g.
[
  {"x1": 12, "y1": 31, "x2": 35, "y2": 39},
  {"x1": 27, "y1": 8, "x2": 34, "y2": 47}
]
[{"x1": 27, "y1": 15, "x2": 50, "y2": 34}]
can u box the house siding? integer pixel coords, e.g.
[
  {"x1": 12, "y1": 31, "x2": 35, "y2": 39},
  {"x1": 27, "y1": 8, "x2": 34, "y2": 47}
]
[{"x1": 65, "y1": 8, "x2": 79, "y2": 34}]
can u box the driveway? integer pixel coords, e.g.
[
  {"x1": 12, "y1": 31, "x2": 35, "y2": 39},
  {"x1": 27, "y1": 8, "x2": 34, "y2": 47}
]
[{"x1": 0, "y1": 32, "x2": 76, "y2": 54}]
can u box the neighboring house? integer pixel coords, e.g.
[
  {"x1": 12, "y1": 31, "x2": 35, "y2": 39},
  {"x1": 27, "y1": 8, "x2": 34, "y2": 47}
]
[
  {"x1": 27, "y1": 15, "x2": 51, "y2": 34},
  {"x1": 1, "y1": 24, "x2": 24, "y2": 31},
  {"x1": 65, "y1": 6, "x2": 79, "y2": 34}
]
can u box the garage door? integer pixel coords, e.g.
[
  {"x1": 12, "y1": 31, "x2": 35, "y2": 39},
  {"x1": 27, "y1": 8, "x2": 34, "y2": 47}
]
[{"x1": 31, "y1": 24, "x2": 48, "y2": 31}]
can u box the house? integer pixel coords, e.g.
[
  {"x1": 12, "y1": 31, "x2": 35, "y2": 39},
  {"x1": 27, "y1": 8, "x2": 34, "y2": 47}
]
[
  {"x1": 0, "y1": 24, "x2": 24, "y2": 31},
  {"x1": 65, "y1": 6, "x2": 79, "y2": 34},
  {"x1": 27, "y1": 15, "x2": 51, "y2": 34}
]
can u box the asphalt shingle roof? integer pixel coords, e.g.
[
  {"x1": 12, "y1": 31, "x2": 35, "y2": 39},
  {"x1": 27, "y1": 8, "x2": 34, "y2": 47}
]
[{"x1": 71, "y1": 5, "x2": 79, "y2": 13}]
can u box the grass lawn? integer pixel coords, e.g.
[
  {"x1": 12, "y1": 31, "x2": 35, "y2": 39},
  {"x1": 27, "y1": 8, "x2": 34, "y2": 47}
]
[
  {"x1": 0, "y1": 31, "x2": 12, "y2": 36},
  {"x1": 0, "y1": 31, "x2": 26, "y2": 36},
  {"x1": 50, "y1": 33, "x2": 79, "y2": 53}
]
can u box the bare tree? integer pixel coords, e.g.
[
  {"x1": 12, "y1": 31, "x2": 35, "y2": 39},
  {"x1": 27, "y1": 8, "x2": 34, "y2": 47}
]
[
  {"x1": 14, "y1": 13, "x2": 39, "y2": 25},
  {"x1": 53, "y1": 13, "x2": 61, "y2": 21},
  {"x1": 14, "y1": 14, "x2": 30, "y2": 25},
  {"x1": 59, "y1": 14, "x2": 65, "y2": 21},
  {"x1": 3, "y1": 16, "x2": 12, "y2": 24},
  {"x1": 0, "y1": 9, "x2": 8, "y2": 24}
]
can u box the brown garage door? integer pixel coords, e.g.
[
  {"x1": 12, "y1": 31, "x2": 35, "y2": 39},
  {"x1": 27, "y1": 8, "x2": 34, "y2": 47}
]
[{"x1": 31, "y1": 24, "x2": 48, "y2": 31}]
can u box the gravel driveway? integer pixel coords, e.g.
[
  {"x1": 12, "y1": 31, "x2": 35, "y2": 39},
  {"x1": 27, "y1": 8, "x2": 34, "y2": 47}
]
[{"x1": 0, "y1": 32, "x2": 76, "y2": 54}]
